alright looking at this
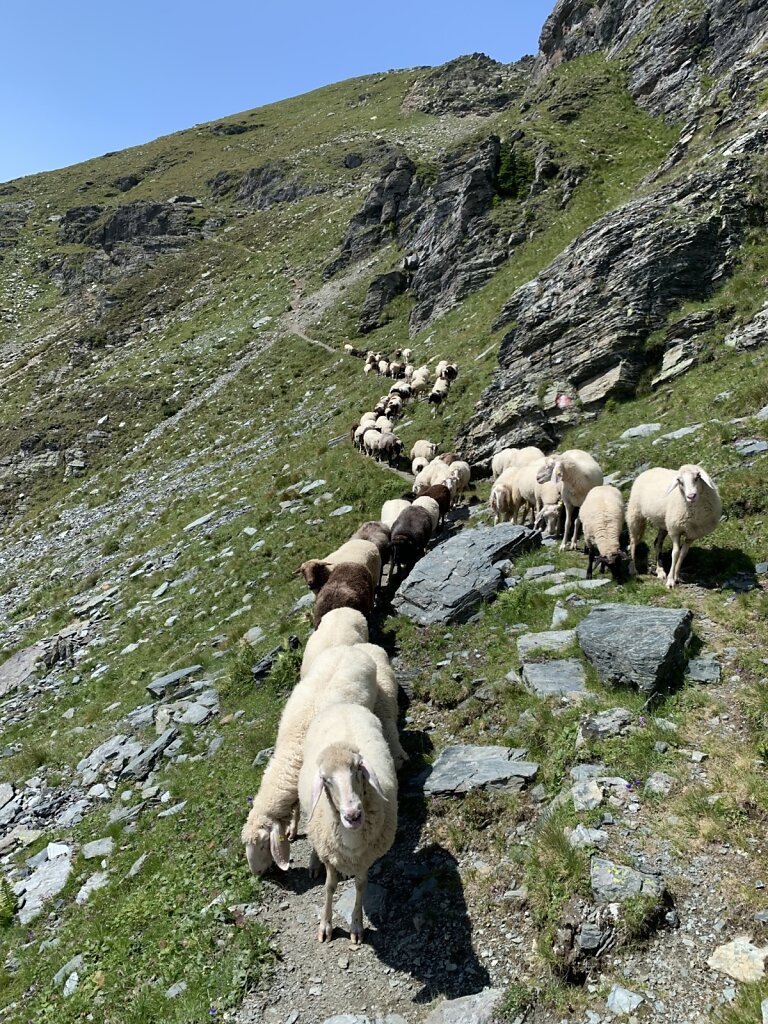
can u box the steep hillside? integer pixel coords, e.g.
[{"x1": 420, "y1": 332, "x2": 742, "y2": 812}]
[{"x1": 0, "y1": 2, "x2": 767, "y2": 1023}]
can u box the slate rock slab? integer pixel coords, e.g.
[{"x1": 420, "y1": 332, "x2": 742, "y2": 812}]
[
  {"x1": 392, "y1": 524, "x2": 539, "y2": 625},
  {"x1": 146, "y1": 665, "x2": 203, "y2": 699},
  {"x1": 522, "y1": 659, "x2": 587, "y2": 698},
  {"x1": 687, "y1": 658, "x2": 721, "y2": 683},
  {"x1": 14, "y1": 851, "x2": 73, "y2": 923},
  {"x1": 590, "y1": 857, "x2": 665, "y2": 903},
  {"x1": 517, "y1": 629, "x2": 576, "y2": 659},
  {"x1": 121, "y1": 728, "x2": 178, "y2": 780},
  {"x1": 423, "y1": 745, "x2": 538, "y2": 795},
  {"x1": 576, "y1": 707, "x2": 634, "y2": 747},
  {"x1": 733, "y1": 438, "x2": 768, "y2": 457},
  {"x1": 0, "y1": 643, "x2": 45, "y2": 698},
  {"x1": 607, "y1": 984, "x2": 644, "y2": 1015},
  {"x1": 576, "y1": 604, "x2": 692, "y2": 694},
  {"x1": 423, "y1": 988, "x2": 503, "y2": 1024}
]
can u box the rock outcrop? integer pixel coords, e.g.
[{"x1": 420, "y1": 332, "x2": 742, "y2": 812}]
[{"x1": 401, "y1": 53, "x2": 533, "y2": 117}]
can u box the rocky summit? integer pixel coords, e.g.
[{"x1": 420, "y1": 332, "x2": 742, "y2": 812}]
[{"x1": 0, "y1": 2, "x2": 767, "y2": 1023}]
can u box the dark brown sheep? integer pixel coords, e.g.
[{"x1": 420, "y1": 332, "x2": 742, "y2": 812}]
[
  {"x1": 313, "y1": 563, "x2": 375, "y2": 627},
  {"x1": 390, "y1": 506, "x2": 433, "y2": 576},
  {"x1": 419, "y1": 483, "x2": 451, "y2": 526},
  {"x1": 352, "y1": 521, "x2": 391, "y2": 564}
]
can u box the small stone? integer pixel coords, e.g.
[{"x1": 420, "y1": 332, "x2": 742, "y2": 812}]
[
  {"x1": 127, "y1": 853, "x2": 148, "y2": 878},
  {"x1": 607, "y1": 983, "x2": 643, "y2": 1014},
  {"x1": 523, "y1": 659, "x2": 587, "y2": 698},
  {"x1": 687, "y1": 659, "x2": 721, "y2": 684},
  {"x1": 183, "y1": 512, "x2": 214, "y2": 532},
  {"x1": 517, "y1": 629, "x2": 576, "y2": 659},
  {"x1": 645, "y1": 771, "x2": 674, "y2": 796},
  {"x1": 53, "y1": 954, "x2": 84, "y2": 987},
  {"x1": 75, "y1": 871, "x2": 109, "y2": 905},
  {"x1": 708, "y1": 937, "x2": 768, "y2": 982},
  {"x1": 165, "y1": 980, "x2": 188, "y2": 998},
  {"x1": 571, "y1": 779, "x2": 603, "y2": 811},
  {"x1": 567, "y1": 824, "x2": 609, "y2": 849},
  {"x1": 329, "y1": 505, "x2": 354, "y2": 517},
  {"x1": 82, "y1": 837, "x2": 114, "y2": 860},
  {"x1": 621, "y1": 423, "x2": 661, "y2": 439},
  {"x1": 63, "y1": 972, "x2": 79, "y2": 998}
]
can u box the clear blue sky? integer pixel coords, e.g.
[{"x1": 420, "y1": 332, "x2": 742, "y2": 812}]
[{"x1": 0, "y1": 1, "x2": 554, "y2": 184}]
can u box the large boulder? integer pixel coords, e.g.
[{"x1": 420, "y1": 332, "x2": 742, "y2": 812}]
[
  {"x1": 391, "y1": 524, "x2": 539, "y2": 625},
  {"x1": 576, "y1": 604, "x2": 692, "y2": 694}
]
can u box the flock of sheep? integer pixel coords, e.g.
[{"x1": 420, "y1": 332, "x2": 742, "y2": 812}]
[
  {"x1": 488, "y1": 446, "x2": 722, "y2": 589},
  {"x1": 240, "y1": 343, "x2": 723, "y2": 949}
]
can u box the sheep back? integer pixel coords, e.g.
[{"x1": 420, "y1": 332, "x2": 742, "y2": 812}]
[{"x1": 313, "y1": 563, "x2": 375, "y2": 627}]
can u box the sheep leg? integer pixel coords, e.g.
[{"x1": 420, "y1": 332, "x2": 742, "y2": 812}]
[
  {"x1": 586, "y1": 544, "x2": 595, "y2": 580},
  {"x1": 382, "y1": 718, "x2": 408, "y2": 770},
  {"x1": 318, "y1": 862, "x2": 339, "y2": 942},
  {"x1": 569, "y1": 513, "x2": 582, "y2": 550},
  {"x1": 668, "y1": 538, "x2": 690, "y2": 589},
  {"x1": 653, "y1": 528, "x2": 668, "y2": 580},
  {"x1": 308, "y1": 847, "x2": 323, "y2": 879},
  {"x1": 349, "y1": 872, "x2": 368, "y2": 945},
  {"x1": 560, "y1": 503, "x2": 573, "y2": 552},
  {"x1": 286, "y1": 802, "x2": 300, "y2": 842}
]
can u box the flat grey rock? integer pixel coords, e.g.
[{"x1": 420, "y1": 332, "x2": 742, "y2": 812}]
[
  {"x1": 0, "y1": 782, "x2": 14, "y2": 809},
  {"x1": 423, "y1": 745, "x2": 538, "y2": 795},
  {"x1": 183, "y1": 512, "x2": 214, "y2": 532},
  {"x1": 329, "y1": 504, "x2": 354, "y2": 517},
  {"x1": 82, "y1": 837, "x2": 114, "y2": 860},
  {"x1": 392, "y1": 524, "x2": 539, "y2": 625},
  {"x1": 576, "y1": 604, "x2": 692, "y2": 694},
  {"x1": 620, "y1": 423, "x2": 660, "y2": 439},
  {"x1": 756, "y1": 404, "x2": 768, "y2": 421},
  {"x1": 75, "y1": 871, "x2": 109, "y2": 905},
  {"x1": 652, "y1": 423, "x2": 702, "y2": 444},
  {"x1": 423, "y1": 988, "x2": 503, "y2": 1023},
  {"x1": 576, "y1": 707, "x2": 633, "y2": 747},
  {"x1": 517, "y1": 629, "x2": 576, "y2": 659},
  {"x1": 14, "y1": 852, "x2": 72, "y2": 923},
  {"x1": 323, "y1": 1017, "x2": 408, "y2": 1024},
  {"x1": 571, "y1": 779, "x2": 604, "y2": 811},
  {"x1": 568, "y1": 824, "x2": 609, "y2": 849},
  {"x1": 733, "y1": 438, "x2": 768, "y2": 456},
  {"x1": 146, "y1": 665, "x2": 203, "y2": 698},
  {"x1": 645, "y1": 771, "x2": 674, "y2": 796},
  {"x1": 544, "y1": 578, "x2": 611, "y2": 595},
  {"x1": 165, "y1": 980, "x2": 188, "y2": 998},
  {"x1": 177, "y1": 701, "x2": 212, "y2": 726},
  {"x1": 335, "y1": 881, "x2": 387, "y2": 926},
  {"x1": 590, "y1": 856, "x2": 664, "y2": 903},
  {"x1": 121, "y1": 728, "x2": 178, "y2": 780},
  {"x1": 0, "y1": 643, "x2": 44, "y2": 698},
  {"x1": 524, "y1": 564, "x2": 556, "y2": 580},
  {"x1": 53, "y1": 954, "x2": 84, "y2": 987},
  {"x1": 686, "y1": 658, "x2": 721, "y2": 683},
  {"x1": 607, "y1": 984, "x2": 644, "y2": 1015},
  {"x1": 522, "y1": 659, "x2": 587, "y2": 697}
]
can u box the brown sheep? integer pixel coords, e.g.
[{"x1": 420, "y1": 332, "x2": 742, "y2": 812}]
[{"x1": 313, "y1": 563, "x2": 375, "y2": 627}]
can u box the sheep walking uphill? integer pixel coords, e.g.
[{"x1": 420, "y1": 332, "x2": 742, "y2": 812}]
[
  {"x1": 627, "y1": 464, "x2": 721, "y2": 588},
  {"x1": 299, "y1": 702, "x2": 397, "y2": 944}
]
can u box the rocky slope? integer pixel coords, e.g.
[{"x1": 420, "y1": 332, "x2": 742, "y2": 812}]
[{"x1": 0, "y1": 2, "x2": 767, "y2": 1023}]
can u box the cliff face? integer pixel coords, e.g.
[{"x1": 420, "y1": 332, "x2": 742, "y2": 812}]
[{"x1": 457, "y1": 0, "x2": 768, "y2": 466}]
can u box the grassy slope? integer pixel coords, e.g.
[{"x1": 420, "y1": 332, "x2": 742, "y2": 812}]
[{"x1": 1, "y1": 43, "x2": 767, "y2": 1024}]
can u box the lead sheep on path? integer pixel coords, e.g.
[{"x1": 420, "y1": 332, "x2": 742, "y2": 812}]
[
  {"x1": 242, "y1": 646, "x2": 378, "y2": 876},
  {"x1": 299, "y1": 702, "x2": 397, "y2": 944},
  {"x1": 577, "y1": 484, "x2": 631, "y2": 581},
  {"x1": 627, "y1": 463, "x2": 721, "y2": 588}
]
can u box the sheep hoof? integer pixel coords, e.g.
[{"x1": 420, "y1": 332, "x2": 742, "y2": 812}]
[
  {"x1": 317, "y1": 921, "x2": 333, "y2": 943},
  {"x1": 349, "y1": 928, "x2": 364, "y2": 946},
  {"x1": 655, "y1": 565, "x2": 667, "y2": 581},
  {"x1": 665, "y1": 577, "x2": 677, "y2": 589}
]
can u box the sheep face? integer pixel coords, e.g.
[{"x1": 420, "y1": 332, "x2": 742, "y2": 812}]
[
  {"x1": 244, "y1": 821, "x2": 290, "y2": 875},
  {"x1": 666, "y1": 464, "x2": 715, "y2": 505},
  {"x1": 308, "y1": 744, "x2": 386, "y2": 831},
  {"x1": 299, "y1": 559, "x2": 332, "y2": 593},
  {"x1": 535, "y1": 502, "x2": 561, "y2": 536}
]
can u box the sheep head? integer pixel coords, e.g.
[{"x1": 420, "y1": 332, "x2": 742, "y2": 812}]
[
  {"x1": 536, "y1": 459, "x2": 555, "y2": 485},
  {"x1": 299, "y1": 559, "x2": 332, "y2": 593},
  {"x1": 534, "y1": 502, "x2": 561, "y2": 536},
  {"x1": 665, "y1": 464, "x2": 716, "y2": 504},
  {"x1": 243, "y1": 818, "x2": 290, "y2": 874},
  {"x1": 308, "y1": 743, "x2": 387, "y2": 831}
]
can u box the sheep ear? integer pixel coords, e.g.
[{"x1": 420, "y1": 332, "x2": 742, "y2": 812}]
[
  {"x1": 698, "y1": 469, "x2": 715, "y2": 489},
  {"x1": 307, "y1": 772, "x2": 326, "y2": 822},
  {"x1": 269, "y1": 823, "x2": 290, "y2": 871},
  {"x1": 665, "y1": 477, "x2": 680, "y2": 495},
  {"x1": 360, "y1": 758, "x2": 387, "y2": 801}
]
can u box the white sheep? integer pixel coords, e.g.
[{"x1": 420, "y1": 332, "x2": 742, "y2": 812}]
[
  {"x1": 510, "y1": 461, "x2": 544, "y2": 524},
  {"x1": 242, "y1": 646, "x2": 379, "y2": 876},
  {"x1": 299, "y1": 701, "x2": 397, "y2": 944},
  {"x1": 413, "y1": 459, "x2": 452, "y2": 495},
  {"x1": 627, "y1": 464, "x2": 721, "y2": 588},
  {"x1": 576, "y1": 484, "x2": 630, "y2": 580},
  {"x1": 300, "y1": 538, "x2": 382, "y2": 592},
  {"x1": 412, "y1": 495, "x2": 440, "y2": 533},
  {"x1": 363, "y1": 428, "x2": 382, "y2": 459},
  {"x1": 491, "y1": 448, "x2": 519, "y2": 480},
  {"x1": 381, "y1": 498, "x2": 412, "y2": 529},
  {"x1": 401, "y1": 347, "x2": 413, "y2": 362},
  {"x1": 301, "y1": 608, "x2": 368, "y2": 677},
  {"x1": 533, "y1": 479, "x2": 562, "y2": 536},
  {"x1": 375, "y1": 416, "x2": 393, "y2": 433},
  {"x1": 412, "y1": 456, "x2": 429, "y2": 476},
  {"x1": 447, "y1": 460, "x2": 471, "y2": 506},
  {"x1": 409, "y1": 439, "x2": 438, "y2": 462},
  {"x1": 550, "y1": 450, "x2": 604, "y2": 551},
  {"x1": 488, "y1": 467, "x2": 523, "y2": 525}
]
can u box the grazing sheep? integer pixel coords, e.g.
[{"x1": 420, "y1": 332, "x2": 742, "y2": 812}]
[
  {"x1": 354, "y1": 643, "x2": 407, "y2": 769},
  {"x1": 419, "y1": 483, "x2": 452, "y2": 527},
  {"x1": 313, "y1": 563, "x2": 375, "y2": 627},
  {"x1": 447, "y1": 460, "x2": 471, "y2": 505},
  {"x1": 549, "y1": 450, "x2": 604, "y2": 551},
  {"x1": 627, "y1": 464, "x2": 721, "y2": 588},
  {"x1": 412, "y1": 456, "x2": 429, "y2": 477},
  {"x1": 439, "y1": 362, "x2": 458, "y2": 381},
  {"x1": 389, "y1": 361, "x2": 405, "y2": 380},
  {"x1": 533, "y1": 479, "x2": 562, "y2": 536},
  {"x1": 390, "y1": 505, "x2": 433, "y2": 575},
  {"x1": 381, "y1": 497, "x2": 412, "y2": 529},
  {"x1": 428, "y1": 378, "x2": 450, "y2": 416},
  {"x1": 413, "y1": 495, "x2": 440, "y2": 533},
  {"x1": 511, "y1": 461, "x2": 546, "y2": 525},
  {"x1": 389, "y1": 381, "x2": 411, "y2": 400},
  {"x1": 353, "y1": 424, "x2": 369, "y2": 450},
  {"x1": 409, "y1": 439, "x2": 438, "y2": 462},
  {"x1": 243, "y1": 645, "x2": 379, "y2": 876},
  {"x1": 300, "y1": 539, "x2": 381, "y2": 592},
  {"x1": 577, "y1": 484, "x2": 630, "y2": 581},
  {"x1": 301, "y1": 608, "x2": 369, "y2": 678},
  {"x1": 403, "y1": 363, "x2": 415, "y2": 381},
  {"x1": 516, "y1": 445, "x2": 545, "y2": 466},
  {"x1": 489, "y1": 468, "x2": 522, "y2": 525},
  {"x1": 385, "y1": 396, "x2": 403, "y2": 419},
  {"x1": 352, "y1": 522, "x2": 391, "y2": 565},
  {"x1": 299, "y1": 702, "x2": 397, "y2": 944}
]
